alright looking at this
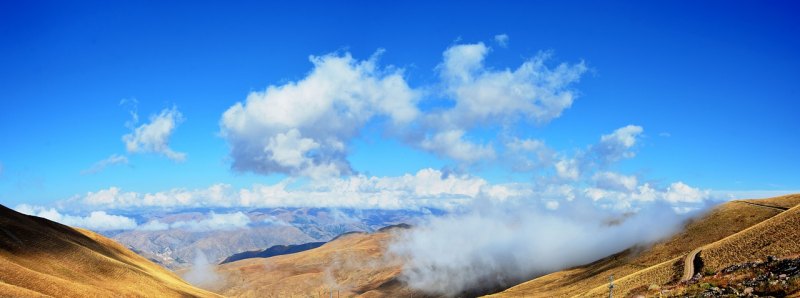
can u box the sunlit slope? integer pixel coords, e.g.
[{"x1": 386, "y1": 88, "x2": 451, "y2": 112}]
[
  {"x1": 0, "y1": 204, "x2": 220, "y2": 298},
  {"x1": 216, "y1": 228, "x2": 418, "y2": 298},
  {"x1": 487, "y1": 194, "x2": 800, "y2": 298},
  {"x1": 701, "y1": 199, "x2": 800, "y2": 270},
  {"x1": 580, "y1": 194, "x2": 800, "y2": 297}
]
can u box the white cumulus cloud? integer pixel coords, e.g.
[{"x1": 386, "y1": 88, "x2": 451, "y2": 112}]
[
  {"x1": 220, "y1": 51, "x2": 418, "y2": 178},
  {"x1": 415, "y1": 43, "x2": 586, "y2": 162}
]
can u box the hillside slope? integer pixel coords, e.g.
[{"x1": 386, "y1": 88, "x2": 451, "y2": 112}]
[
  {"x1": 0, "y1": 204, "x2": 219, "y2": 298},
  {"x1": 213, "y1": 226, "x2": 422, "y2": 298},
  {"x1": 487, "y1": 194, "x2": 800, "y2": 298}
]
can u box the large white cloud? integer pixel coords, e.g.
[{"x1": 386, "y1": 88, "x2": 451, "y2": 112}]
[
  {"x1": 220, "y1": 51, "x2": 418, "y2": 179},
  {"x1": 437, "y1": 44, "x2": 586, "y2": 127},
  {"x1": 123, "y1": 107, "x2": 186, "y2": 161},
  {"x1": 220, "y1": 39, "x2": 587, "y2": 175},
  {"x1": 416, "y1": 43, "x2": 587, "y2": 162}
]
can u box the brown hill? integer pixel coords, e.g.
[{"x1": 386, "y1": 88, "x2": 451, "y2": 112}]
[
  {"x1": 487, "y1": 194, "x2": 800, "y2": 298},
  {"x1": 212, "y1": 226, "x2": 422, "y2": 298},
  {"x1": 0, "y1": 204, "x2": 219, "y2": 298}
]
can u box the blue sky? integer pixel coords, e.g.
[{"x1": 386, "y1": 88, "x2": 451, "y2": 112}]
[{"x1": 1, "y1": 1, "x2": 799, "y2": 209}]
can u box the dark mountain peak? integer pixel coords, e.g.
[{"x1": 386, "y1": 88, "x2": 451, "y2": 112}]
[
  {"x1": 377, "y1": 223, "x2": 412, "y2": 232},
  {"x1": 220, "y1": 241, "x2": 326, "y2": 264}
]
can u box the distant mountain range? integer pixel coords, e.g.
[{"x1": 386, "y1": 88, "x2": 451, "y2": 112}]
[{"x1": 107, "y1": 207, "x2": 436, "y2": 269}]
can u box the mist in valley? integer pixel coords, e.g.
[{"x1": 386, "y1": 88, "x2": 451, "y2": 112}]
[{"x1": 389, "y1": 198, "x2": 710, "y2": 296}]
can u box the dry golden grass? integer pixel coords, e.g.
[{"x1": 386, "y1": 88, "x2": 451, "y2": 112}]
[
  {"x1": 214, "y1": 228, "x2": 419, "y2": 298},
  {"x1": 0, "y1": 205, "x2": 220, "y2": 298},
  {"x1": 702, "y1": 203, "x2": 800, "y2": 271},
  {"x1": 486, "y1": 194, "x2": 800, "y2": 298},
  {"x1": 580, "y1": 257, "x2": 680, "y2": 298},
  {"x1": 741, "y1": 193, "x2": 800, "y2": 209}
]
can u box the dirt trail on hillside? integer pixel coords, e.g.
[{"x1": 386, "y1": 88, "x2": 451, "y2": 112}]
[
  {"x1": 681, "y1": 248, "x2": 703, "y2": 281},
  {"x1": 734, "y1": 200, "x2": 789, "y2": 211}
]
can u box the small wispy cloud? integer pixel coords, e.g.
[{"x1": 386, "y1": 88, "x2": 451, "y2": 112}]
[
  {"x1": 494, "y1": 33, "x2": 509, "y2": 47},
  {"x1": 81, "y1": 154, "x2": 129, "y2": 175}
]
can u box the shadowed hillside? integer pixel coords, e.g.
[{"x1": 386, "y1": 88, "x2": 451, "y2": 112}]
[
  {"x1": 219, "y1": 241, "x2": 326, "y2": 264},
  {"x1": 487, "y1": 194, "x2": 800, "y2": 298},
  {"x1": 0, "y1": 204, "x2": 219, "y2": 298}
]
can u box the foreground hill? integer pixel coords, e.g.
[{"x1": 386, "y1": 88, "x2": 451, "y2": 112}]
[
  {"x1": 0, "y1": 204, "x2": 219, "y2": 298},
  {"x1": 487, "y1": 194, "x2": 800, "y2": 298},
  {"x1": 212, "y1": 225, "x2": 422, "y2": 298}
]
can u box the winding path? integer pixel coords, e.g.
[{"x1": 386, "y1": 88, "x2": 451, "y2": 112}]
[{"x1": 681, "y1": 247, "x2": 703, "y2": 281}]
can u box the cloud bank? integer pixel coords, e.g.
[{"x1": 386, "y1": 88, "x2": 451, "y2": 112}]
[
  {"x1": 381, "y1": 124, "x2": 712, "y2": 296},
  {"x1": 389, "y1": 198, "x2": 697, "y2": 296}
]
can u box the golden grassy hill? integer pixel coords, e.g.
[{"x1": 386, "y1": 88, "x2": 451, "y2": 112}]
[
  {"x1": 213, "y1": 228, "x2": 422, "y2": 298},
  {"x1": 487, "y1": 194, "x2": 800, "y2": 298},
  {"x1": 0, "y1": 204, "x2": 220, "y2": 298}
]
